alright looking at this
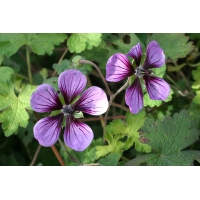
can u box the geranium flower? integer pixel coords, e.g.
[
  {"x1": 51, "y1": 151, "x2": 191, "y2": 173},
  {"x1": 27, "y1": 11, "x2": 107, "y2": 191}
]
[
  {"x1": 106, "y1": 41, "x2": 170, "y2": 114},
  {"x1": 30, "y1": 69, "x2": 108, "y2": 151}
]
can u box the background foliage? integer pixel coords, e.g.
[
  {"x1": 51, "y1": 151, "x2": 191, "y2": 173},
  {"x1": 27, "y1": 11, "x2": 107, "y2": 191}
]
[{"x1": 0, "y1": 33, "x2": 200, "y2": 166}]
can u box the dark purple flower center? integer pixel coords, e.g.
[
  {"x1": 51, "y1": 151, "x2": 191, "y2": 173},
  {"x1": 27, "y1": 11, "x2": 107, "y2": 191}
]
[
  {"x1": 61, "y1": 105, "x2": 74, "y2": 116},
  {"x1": 135, "y1": 67, "x2": 154, "y2": 78}
]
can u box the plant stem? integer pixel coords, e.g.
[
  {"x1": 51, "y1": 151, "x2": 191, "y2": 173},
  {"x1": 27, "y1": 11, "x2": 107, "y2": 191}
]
[
  {"x1": 26, "y1": 45, "x2": 33, "y2": 84},
  {"x1": 58, "y1": 138, "x2": 81, "y2": 165},
  {"x1": 111, "y1": 102, "x2": 129, "y2": 112},
  {"x1": 13, "y1": 73, "x2": 30, "y2": 82},
  {"x1": 104, "y1": 78, "x2": 130, "y2": 127},
  {"x1": 79, "y1": 59, "x2": 112, "y2": 96},
  {"x1": 80, "y1": 115, "x2": 126, "y2": 122},
  {"x1": 52, "y1": 47, "x2": 68, "y2": 77},
  {"x1": 179, "y1": 70, "x2": 191, "y2": 91},
  {"x1": 30, "y1": 144, "x2": 41, "y2": 166},
  {"x1": 51, "y1": 145, "x2": 65, "y2": 166}
]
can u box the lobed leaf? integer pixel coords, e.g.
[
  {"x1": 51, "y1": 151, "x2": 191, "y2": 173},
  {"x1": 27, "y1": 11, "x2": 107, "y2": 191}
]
[
  {"x1": 147, "y1": 33, "x2": 194, "y2": 61},
  {"x1": 95, "y1": 110, "x2": 151, "y2": 160},
  {"x1": 126, "y1": 110, "x2": 200, "y2": 166},
  {"x1": 0, "y1": 33, "x2": 67, "y2": 57},
  {"x1": 0, "y1": 66, "x2": 14, "y2": 82},
  {"x1": 192, "y1": 66, "x2": 200, "y2": 89},
  {"x1": 67, "y1": 33, "x2": 102, "y2": 53},
  {"x1": 0, "y1": 82, "x2": 36, "y2": 136}
]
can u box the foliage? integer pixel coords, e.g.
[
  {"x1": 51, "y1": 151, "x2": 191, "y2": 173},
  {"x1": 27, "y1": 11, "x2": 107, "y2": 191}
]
[
  {"x1": 126, "y1": 110, "x2": 200, "y2": 166},
  {"x1": 0, "y1": 33, "x2": 200, "y2": 166}
]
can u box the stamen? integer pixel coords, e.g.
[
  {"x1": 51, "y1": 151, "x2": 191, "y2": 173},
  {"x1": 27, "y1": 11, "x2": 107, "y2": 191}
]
[
  {"x1": 61, "y1": 105, "x2": 74, "y2": 116},
  {"x1": 135, "y1": 67, "x2": 154, "y2": 78}
]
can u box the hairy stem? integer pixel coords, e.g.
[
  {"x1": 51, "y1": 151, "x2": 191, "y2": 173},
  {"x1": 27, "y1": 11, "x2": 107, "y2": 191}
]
[
  {"x1": 104, "y1": 78, "x2": 130, "y2": 127},
  {"x1": 51, "y1": 145, "x2": 65, "y2": 166},
  {"x1": 26, "y1": 45, "x2": 33, "y2": 84},
  {"x1": 30, "y1": 144, "x2": 41, "y2": 166},
  {"x1": 58, "y1": 138, "x2": 81, "y2": 165},
  {"x1": 79, "y1": 60, "x2": 112, "y2": 96}
]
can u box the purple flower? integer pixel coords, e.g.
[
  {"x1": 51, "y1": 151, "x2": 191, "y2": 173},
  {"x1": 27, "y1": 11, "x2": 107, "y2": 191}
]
[
  {"x1": 106, "y1": 41, "x2": 170, "y2": 114},
  {"x1": 30, "y1": 69, "x2": 108, "y2": 151}
]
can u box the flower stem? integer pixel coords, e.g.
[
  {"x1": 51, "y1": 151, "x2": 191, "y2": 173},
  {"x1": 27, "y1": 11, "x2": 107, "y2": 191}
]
[
  {"x1": 51, "y1": 145, "x2": 65, "y2": 166},
  {"x1": 79, "y1": 115, "x2": 126, "y2": 122},
  {"x1": 79, "y1": 60, "x2": 112, "y2": 97},
  {"x1": 30, "y1": 144, "x2": 42, "y2": 166},
  {"x1": 26, "y1": 45, "x2": 33, "y2": 84},
  {"x1": 58, "y1": 138, "x2": 81, "y2": 165},
  {"x1": 104, "y1": 78, "x2": 130, "y2": 128}
]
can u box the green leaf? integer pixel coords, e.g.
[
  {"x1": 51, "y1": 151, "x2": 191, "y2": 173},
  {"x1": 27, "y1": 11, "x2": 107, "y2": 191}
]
[
  {"x1": 43, "y1": 77, "x2": 59, "y2": 91},
  {"x1": 0, "y1": 33, "x2": 67, "y2": 57},
  {"x1": 147, "y1": 33, "x2": 194, "y2": 61},
  {"x1": 95, "y1": 110, "x2": 151, "y2": 160},
  {"x1": 111, "y1": 33, "x2": 145, "y2": 54},
  {"x1": 144, "y1": 88, "x2": 173, "y2": 108},
  {"x1": 28, "y1": 33, "x2": 67, "y2": 55},
  {"x1": 99, "y1": 153, "x2": 121, "y2": 166},
  {"x1": 80, "y1": 40, "x2": 109, "y2": 72},
  {"x1": 18, "y1": 121, "x2": 34, "y2": 146},
  {"x1": 193, "y1": 91, "x2": 200, "y2": 105},
  {"x1": 0, "y1": 56, "x2": 4, "y2": 65},
  {"x1": 67, "y1": 33, "x2": 102, "y2": 53},
  {"x1": 39, "y1": 68, "x2": 48, "y2": 81},
  {"x1": 60, "y1": 138, "x2": 102, "y2": 165},
  {"x1": 0, "y1": 82, "x2": 36, "y2": 136},
  {"x1": 0, "y1": 66, "x2": 14, "y2": 82},
  {"x1": 52, "y1": 59, "x2": 92, "y2": 75},
  {"x1": 152, "y1": 64, "x2": 166, "y2": 78},
  {"x1": 126, "y1": 110, "x2": 200, "y2": 166},
  {"x1": 188, "y1": 102, "x2": 200, "y2": 129},
  {"x1": 192, "y1": 65, "x2": 200, "y2": 89}
]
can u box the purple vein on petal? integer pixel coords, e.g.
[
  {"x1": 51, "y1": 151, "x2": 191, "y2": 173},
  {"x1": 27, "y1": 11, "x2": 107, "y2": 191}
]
[
  {"x1": 125, "y1": 77, "x2": 143, "y2": 114},
  {"x1": 143, "y1": 75, "x2": 170, "y2": 100},
  {"x1": 64, "y1": 116, "x2": 93, "y2": 151},
  {"x1": 126, "y1": 42, "x2": 143, "y2": 66},
  {"x1": 30, "y1": 84, "x2": 63, "y2": 113},
  {"x1": 58, "y1": 69, "x2": 87, "y2": 104},
  {"x1": 73, "y1": 86, "x2": 108, "y2": 115},
  {"x1": 106, "y1": 53, "x2": 134, "y2": 82},
  {"x1": 33, "y1": 114, "x2": 63, "y2": 147},
  {"x1": 142, "y1": 41, "x2": 165, "y2": 69}
]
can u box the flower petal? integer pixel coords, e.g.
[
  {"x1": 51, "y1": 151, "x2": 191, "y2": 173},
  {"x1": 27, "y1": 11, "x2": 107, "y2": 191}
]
[
  {"x1": 106, "y1": 53, "x2": 134, "y2": 82},
  {"x1": 33, "y1": 114, "x2": 63, "y2": 147},
  {"x1": 58, "y1": 69, "x2": 87, "y2": 104},
  {"x1": 125, "y1": 77, "x2": 143, "y2": 114},
  {"x1": 142, "y1": 41, "x2": 165, "y2": 69},
  {"x1": 30, "y1": 84, "x2": 63, "y2": 113},
  {"x1": 126, "y1": 42, "x2": 142, "y2": 66},
  {"x1": 143, "y1": 75, "x2": 170, "y2": 100},
  {"x1": 64, "y1": 116, "x2": 93, "y2": 151},
  {"x1": 73, "y1": 86, "x2": 108, "y2": 115}
]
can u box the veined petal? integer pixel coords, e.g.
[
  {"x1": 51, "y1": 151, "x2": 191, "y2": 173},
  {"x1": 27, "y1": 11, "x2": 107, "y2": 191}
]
[
  {"x1": 64, "y1": 116, "x2": 93, "y2": 151},
  {"x1": 106, "y1": 53, "x2": 134, "y2": 82},
  {"x1": 58, "y1": 69, "x2": 87, "y2": 104},
  {"x1": 30, "y1": 84, "x2": 63, "y2": 113},
  {"x1": 73, "y1": 86, "x2": 108, "y2": 115},
  {"x1": 126, "y1": 42, "x2": 142, "y2": 66},
  {"x1": 125, "y1": 77, "x2": 143, "y2": 114},
  {"x1": 142, "y1": 41, "x2": 165, "y2": 69},
  {"x1": 143, "y1": 75, "x2": 170, "y2": 100},
  {"x1": 34, "y1": 114, "x2": 63, "y2": 147}
]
